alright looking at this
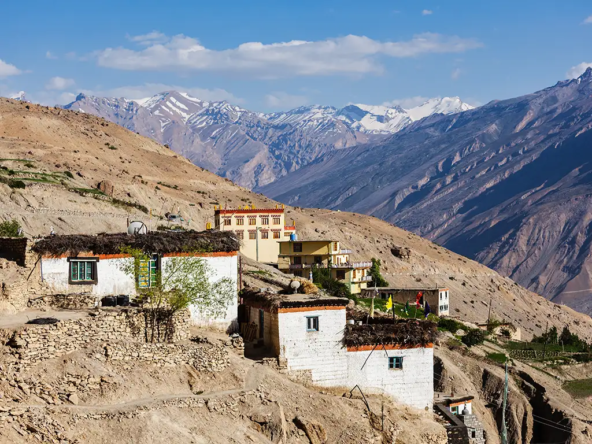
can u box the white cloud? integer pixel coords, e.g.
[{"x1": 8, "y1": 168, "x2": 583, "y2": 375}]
[
  {"x1": 422, "y1": 9, "x2": 433, "y2": 15},
  {"x1": 383, "y1": 96, "x2": 429, "y2": 109},
  {"x1": 451, "y1": 68, "x2": 462, "y2": 80},
  {"x1": 0, "y1": 59, "x2": 22, "y2": 78},
  {"x1": 93, "y1": 32, "x2": 482, "y2": 78},
  {"x1": 45, "y1": 76, "x2": 76, "y2": 90},
  {"x1": 583, "y1": 15, "x2": 592, "y2": 24},
  {"x1": 566, "y1": 62, "x2": 592, "y2": 79},
  {"x1": 46, "y1": 51, "x2": 57, "y2": 60},
  {"x1": 264, "y1": 91, "x2": 309, "y2": 109},
  {"x1": 80, "y1": 82, "x2": 243, "y2": 103},
  {"x1": 127, "y1": 31, "x2": 168, "y2": 45}
]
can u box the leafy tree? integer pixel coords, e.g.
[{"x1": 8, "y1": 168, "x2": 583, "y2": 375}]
[
  {"x1": 368, "y1": 258, "x2": 389, "y2": 288},
  {"x1": 311, "y1": 263, "x2": 351, "y2": 299},
  {"x1": 560, "y1": 326, "x2": 573, "y2": 346},
  {"x1": 547, "y1": 326, "x2": 558, "y2": 344},
  {"x1": 119, "y1": 246, "x2": 235, "y2": 342},
  {"x1": 0, "y1": 219, "x2": 23, "y2": 237}
]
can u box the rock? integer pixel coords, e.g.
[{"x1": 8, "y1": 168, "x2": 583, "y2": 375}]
[
  {"x1": 69, "y1": 393, "x2": 79, "y2": 405},
  {"x1": 9, "y1": 409, "x2": 26, "y2": 416},
  {"x1": 294, "y1": 416, "x2": 327, "y2": 444},
  {"x1": 455, "y1": 329, "x2": 466, "y2": 336},
  {"x1": 97, "y1": 180, "x2": 114, "y2": 197}
]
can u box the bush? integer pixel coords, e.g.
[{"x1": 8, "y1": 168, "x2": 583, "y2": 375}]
[
  {"x1": 64, "y1": 171, "x2": 74, "y2": 179},
  {"x1": 438, "y1": 318, "x2": 465, "y2": 333},
  {"x1": 311, "y1": 264, "x2": 351, "y2": 299},
  {"x1": 368, "y1": 258, "x2": 389, "y2": 287},
  {"x1": 461, "y1": 329, "x2": 487, "y2": 347},
  {"x1": 8, "y1": 180, "x2": 26, "y2": 189},
  {"x1": 0, "y1": 219, "x2": 23, "y2": 237}
]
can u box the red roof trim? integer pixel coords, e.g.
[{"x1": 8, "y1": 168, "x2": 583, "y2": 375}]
[{"x1": 216, "y1": 209, "x2": 284, "y2": 215}]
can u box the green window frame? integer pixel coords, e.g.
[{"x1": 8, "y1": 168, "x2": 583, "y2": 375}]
[
  {"x1": 68, "y1": 259, "x2": 97, "y2": 284},
  {"x1": 388, "y1": 356, "x2": 403, "y2": 370},
  {"x1": 138, "y1": 255, "x2": 159, "y2": 288}
]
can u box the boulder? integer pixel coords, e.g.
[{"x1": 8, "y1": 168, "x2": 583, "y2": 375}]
[
  {"x1": 294, "y1": 416, "x2": 327, "y2": 444},
  {"x1": 97, "y1": 180, "x2": 114, "y2": 197}
]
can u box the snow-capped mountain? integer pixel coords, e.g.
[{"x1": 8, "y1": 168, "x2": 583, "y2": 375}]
[
  {"x1": 62, "y1": 91, "x2": 473, "y2": 188},
  {"x1": 263, "y1": 97, "x2": 473, "y2": 135}
]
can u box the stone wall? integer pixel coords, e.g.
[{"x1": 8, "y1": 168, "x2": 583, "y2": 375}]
[
  {"x1": 0, "y1": 237, "x2": 28, "y2": 266},
  {"x1": 103, "y1": 341, "x2": 229, "y2": 371},
  {"x1": 4, "y1": 308, "x2": 191, "y2": 366}
]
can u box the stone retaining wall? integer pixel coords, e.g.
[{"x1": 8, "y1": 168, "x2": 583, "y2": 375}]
[
  {"x1": 103, "y1": 341, "x2": 229, "y2": 371},
  {"x1": 4, "y1": 308, "x2": 191, "y2": 366}
]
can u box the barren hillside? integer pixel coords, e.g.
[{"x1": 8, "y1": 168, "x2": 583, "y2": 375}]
[{"x1": 1, "y1": 97, "x2": 592, "y2": 342}]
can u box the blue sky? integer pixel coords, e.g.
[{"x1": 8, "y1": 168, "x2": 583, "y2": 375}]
[{"x1": 1, "y1": 0, "x2": 592, "y2": 111}]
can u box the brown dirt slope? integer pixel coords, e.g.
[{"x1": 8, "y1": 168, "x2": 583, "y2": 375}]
[{"x1": 0, "y1": 98, "x2": 591, "y2": 341}]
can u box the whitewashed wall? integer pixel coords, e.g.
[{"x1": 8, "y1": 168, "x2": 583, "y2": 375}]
[
  {"x1": 42, "y1": 254, "x2": 238, "y2": 330},
  {"x1": 41, "y1": 257, "x2": 135, "y2": 297},
  {"x1": 346, "y1": 347, "x2": 433, "y2": 410},
  {"x1": 277, "y1": 308, "x2": 349, "y2": 386},
  {"x1": 163, "y1": 255, "x2": 238, "y2": 330}
]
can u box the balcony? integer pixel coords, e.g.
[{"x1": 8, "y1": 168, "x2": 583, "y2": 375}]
[
  {"x1": 339, "y1": 249, "x2": 352, "y2": 254},
  {"x1": 355, "y1": 275, "x2": 373, "y2": 282},
  {"x1": 288, "y1": 261, "x2": 372, "y2": 270}
]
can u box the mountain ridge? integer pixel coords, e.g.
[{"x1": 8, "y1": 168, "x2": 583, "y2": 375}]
[
  {"x1": 260, "y1": 68, "x2": 592, "y2": 315},
  {"x1": 60, "y1": 91, "x2": 472, "y2": 188}
]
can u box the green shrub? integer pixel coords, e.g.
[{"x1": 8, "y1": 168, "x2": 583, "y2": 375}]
[
  {"x1": 8, "y1": 180, "x2": 25, "y2": 189},
  {"x1": 461, "y1": 329, "x2": 487, "y2": 347},
  {"x1": 0, "y1": 219, "x2": 23, "y2": 237},
  {"x1": 64, "y1": 171, "x2": 74, "y2": 179},
  {"x1": 438, "y1": 318, "x2": 465, "y2": 333}
]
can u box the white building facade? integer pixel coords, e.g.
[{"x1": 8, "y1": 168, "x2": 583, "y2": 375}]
[
  {"x1": 38, "y1": 248, "x2": 238, "y2": 330},
  {"x1": 242, "y1": 295, "x2": 434, "y2": 411}
]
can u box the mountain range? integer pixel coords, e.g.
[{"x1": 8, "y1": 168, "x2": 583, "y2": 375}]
[
  {"x1": 261, "y1": 68, "x2": 592, "y2": 314},
  {"x1": 62, "y1": 92, "x2": 472, "y2": 189}
]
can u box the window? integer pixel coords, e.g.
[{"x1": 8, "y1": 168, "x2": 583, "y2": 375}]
[
  {"x1": 284, "y1": 232, "x2": 291, "y2": 237},
  {"x1": 261, "y1": 231, "x2": 269, "y2": 239},
  {"x1": 451, "y1": 406, "x2": 458, "y2": 415},
  {"x1": 223, "y1": 218, "x2": 231, "y2": 226},
  {"x1": 261, "y1": 217, "x2": 269, "y2": 225},
  {"x1": 306, "y1": 316, "x2": 319, "y2": 331},
  {"x1": 273, "y1": 217, "x2": 281, "y2": 225},
  {"x1": 273, "y1": 232, "x2": 280, "y2": 239},
  {"x1": 293, "y1": 242, "x2": 303, "y2": 252},
  {"x1": 314, "y1": 256, "x2": 322, "y2": 264},
  {"x1": 249, "y1": 231, "x2": 256, "y2": 240},
  {"x1": 293, "y1": 256, "x2": 302, "y2": 265},
  {"x1": 336, "y1": 270, "x2": 346, "y2": 280},
  {"x1": 471, "y1": 431, "x2": 476, "y2": 438},
  {"x1": 138, "y1": 255, "x2": 158, "y2": 288},
  {"x1": 249, "y1": 218, "x2": 257, "y2": 226},
  {"x1": 388, "y1": 357, "x2": 403, "y2": 370},
  {"x1": 69, "y1": 260, "x2": 97, "y2": 283},
  {"x1": 235, "y1": 230, "x2": 244, "y2": 240},
  {"x1": 236, "y1": 218, "x2": 244, "y2": 225}
]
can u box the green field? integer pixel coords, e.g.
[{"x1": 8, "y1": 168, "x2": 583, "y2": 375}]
[{"x1": 563, "y1": 379, "x2": 592, "y2": 398}]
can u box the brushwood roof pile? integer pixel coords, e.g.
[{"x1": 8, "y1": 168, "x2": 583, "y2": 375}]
[
  {"x1": 344, "y1": 320, "x2": 437, "y2": 347},
  {"x1": 32, "y1": 230, "x2": 240, "y2": 256},
  {"x1": 241, "y1": 288, "x2": 349, "y2": 310}
]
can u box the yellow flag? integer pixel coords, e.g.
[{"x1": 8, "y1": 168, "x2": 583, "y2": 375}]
[
  {"x1": 370, "y1": 297, "x2": 375, "y2": 318},
  {"x1": 386, "y1": 295, "x2": 393, "y2": 311}
]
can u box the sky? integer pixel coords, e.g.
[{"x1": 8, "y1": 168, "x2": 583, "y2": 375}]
[{"x1": 1, "y1": 0, "x2": 592, "y2": 112}]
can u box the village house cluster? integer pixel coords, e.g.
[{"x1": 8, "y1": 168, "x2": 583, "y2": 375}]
[{"x1": 0, "y1": 204, "x2": 464, "y2": 420}]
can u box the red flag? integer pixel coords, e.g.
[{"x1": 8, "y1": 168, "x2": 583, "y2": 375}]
[{"x1": 416, "y1": 291, "x2": 423, "y2": 308}]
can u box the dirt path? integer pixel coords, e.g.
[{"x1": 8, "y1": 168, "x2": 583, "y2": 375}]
[{"x1": 23, "y1": 363, "x2": 262, "y2": 413}]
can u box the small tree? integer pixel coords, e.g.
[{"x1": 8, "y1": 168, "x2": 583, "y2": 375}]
[
  {"x1": 368, "y1": 258, "x2": 389, "y2": 288},
  {"x1": 311, "y1": 262, "x2": 351, "y2": 299},
  {"x1": 0, "y1": 219, "x2": 23, "y2": 237},
  {"x1": 462, "y1": 329, "x2": 487, "y2": 347},
  {"x1": 119, "y1": 247, "x2": 235, "y2": 342}
]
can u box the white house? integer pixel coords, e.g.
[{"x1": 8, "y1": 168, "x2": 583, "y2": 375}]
[
  {"x1": 240, "y1": 290, "x2": 435, "y2": 411},
  {"x1": 32, "y1": 231, "x2": 239, "y2": 330}
]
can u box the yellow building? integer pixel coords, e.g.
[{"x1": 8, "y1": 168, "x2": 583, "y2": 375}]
[
  {"x1": 277, "y1": 240, "x2": 372, "y2": 294},
  {"x1": 214, "y1": 206, "x2": 296, "y2": 263}
]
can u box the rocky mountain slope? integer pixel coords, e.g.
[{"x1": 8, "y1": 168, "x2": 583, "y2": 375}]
[
  {"x1": 1, "y1": 97, "x2": 591, "y2": 343},
  {"x1": 62, "y1": 92, "x2": 471, "y2": 189},
  {"x1": 262, "y1": 68, "x2": 592, "y2": 315}
]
